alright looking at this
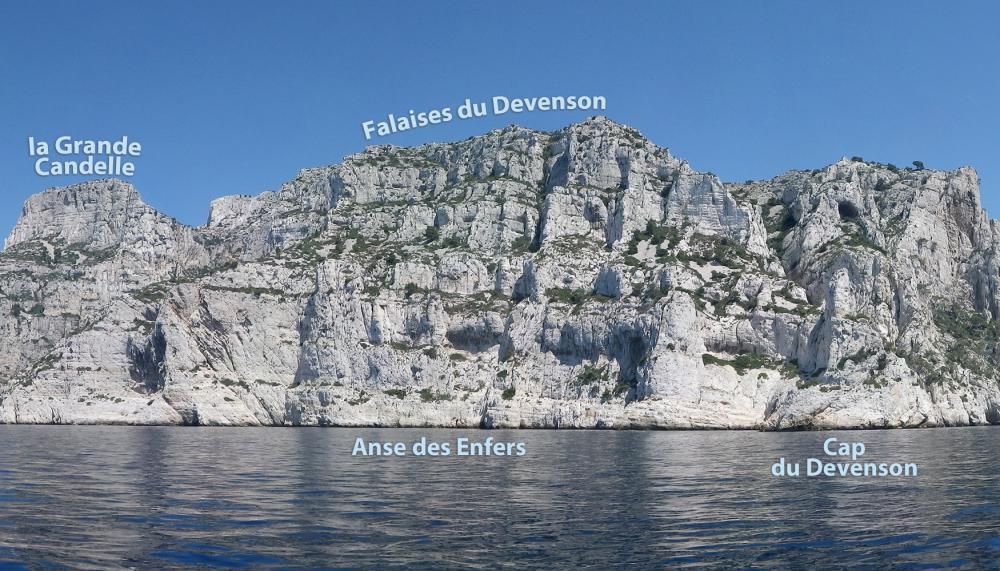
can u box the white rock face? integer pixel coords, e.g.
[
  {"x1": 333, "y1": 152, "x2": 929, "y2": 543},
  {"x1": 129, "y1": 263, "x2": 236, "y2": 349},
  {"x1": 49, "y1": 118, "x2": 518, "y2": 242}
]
[{"x1": 1, "y1": 119, "x2": 998, "y2": 429}]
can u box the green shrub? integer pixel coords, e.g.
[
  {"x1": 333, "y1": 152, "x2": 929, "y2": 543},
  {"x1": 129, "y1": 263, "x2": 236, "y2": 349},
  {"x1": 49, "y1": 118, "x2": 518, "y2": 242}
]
[
  {"x1": 701, "y1": 352, "x2": 778, "y2": 375},
  {"x1": 623, "y1": 256, "x2": 642, "y2": 267},
  {"x1": 512, "y1": 236, "x2": 531, "y2": 251},
  {"x1": 441, "y1": 235, "x2": 465, "y2": 248},
  {"x1": 544, "y1": 287, "x2": 590, "y2": 305},
  {"x1": 844, "y1": 233, "x2": 887, "y2": 255},
  {"x1": 628, "y1": 220, "x2": 681, "y2": 252},
  {"x1": 383, "y1": 389, "x2": 407, "y2": 399},
  {"x1": 418, "y1": 388, "x2": 453, "y2": 402},
  {"x1": 577, "y1": 364, "x2": 607, "y2": 385},
  {"x1": 932, "y1": 303, "x2": 1000, "y2": 379},
  {"x1": 403, "y1": 283, "x2": 422, "y2": 298},
  {"x1": 837, "y1": 348, "x2": 876, "y2": 370}
]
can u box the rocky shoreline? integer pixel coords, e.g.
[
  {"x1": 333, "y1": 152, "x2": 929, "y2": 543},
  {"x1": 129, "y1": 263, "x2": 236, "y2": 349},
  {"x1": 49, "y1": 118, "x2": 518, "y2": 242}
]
[{"x1": 1, "y1": 117, "x2": 998, "y2": 429}]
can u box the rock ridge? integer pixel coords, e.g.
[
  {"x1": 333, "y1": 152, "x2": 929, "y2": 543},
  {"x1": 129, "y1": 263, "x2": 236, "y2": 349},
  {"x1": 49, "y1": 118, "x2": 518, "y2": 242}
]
[{"x1": 1, "y1": 117, "x2": 998, "y2": 429}]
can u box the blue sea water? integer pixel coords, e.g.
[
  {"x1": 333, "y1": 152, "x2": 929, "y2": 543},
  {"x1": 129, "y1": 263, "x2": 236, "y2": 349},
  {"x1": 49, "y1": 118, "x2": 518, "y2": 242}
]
[{"x1": 0, "y1": 426, "x2": 995, "y2": 569}]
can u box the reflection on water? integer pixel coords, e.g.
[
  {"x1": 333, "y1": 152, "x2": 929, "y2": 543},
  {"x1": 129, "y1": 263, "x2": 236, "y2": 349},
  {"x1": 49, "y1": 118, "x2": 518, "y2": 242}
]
[{"x1": 0, "y1": 427, "x2": 996, "y2": 568}]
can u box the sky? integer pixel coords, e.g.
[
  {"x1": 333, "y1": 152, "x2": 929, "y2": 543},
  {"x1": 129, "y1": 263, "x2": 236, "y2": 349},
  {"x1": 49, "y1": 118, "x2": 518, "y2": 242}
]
[{"x1": 1, "y1": 0, "x2": 999, "y2": 240}]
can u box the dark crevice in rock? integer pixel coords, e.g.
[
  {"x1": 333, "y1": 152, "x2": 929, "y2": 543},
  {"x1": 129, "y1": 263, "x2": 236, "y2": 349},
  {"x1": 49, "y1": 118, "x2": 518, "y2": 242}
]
[{"x1": 126, "y1": 325, "x2": 167, "y2": 394}]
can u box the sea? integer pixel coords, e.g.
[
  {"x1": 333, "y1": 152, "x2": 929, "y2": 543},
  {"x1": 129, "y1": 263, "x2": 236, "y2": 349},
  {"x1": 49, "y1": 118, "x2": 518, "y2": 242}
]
[{"x1": 0, "y1": 426, "x2": 996, "y2": 569}]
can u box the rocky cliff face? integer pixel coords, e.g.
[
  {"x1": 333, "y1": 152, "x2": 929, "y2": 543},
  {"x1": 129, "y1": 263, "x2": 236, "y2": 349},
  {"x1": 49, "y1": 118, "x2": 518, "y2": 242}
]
[{"x1": 2, "y1": 117, "x2": 998, "y2": 428}]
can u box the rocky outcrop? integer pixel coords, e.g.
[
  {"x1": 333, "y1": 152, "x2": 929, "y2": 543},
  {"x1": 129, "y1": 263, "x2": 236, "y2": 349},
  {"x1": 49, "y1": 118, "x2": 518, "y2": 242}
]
[{"x1": 1, "y1": 117, "x2": 998, "y2": 429}]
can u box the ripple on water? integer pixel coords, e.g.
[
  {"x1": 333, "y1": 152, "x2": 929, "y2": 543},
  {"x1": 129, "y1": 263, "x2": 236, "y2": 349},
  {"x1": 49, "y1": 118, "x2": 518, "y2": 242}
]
[{"x1": 0, "y1": 426, "x2": 995, "y2": 568}]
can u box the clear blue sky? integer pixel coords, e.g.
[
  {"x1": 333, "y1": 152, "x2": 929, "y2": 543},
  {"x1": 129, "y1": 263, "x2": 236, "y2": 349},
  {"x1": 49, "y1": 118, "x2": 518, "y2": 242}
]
[{"x1": 1, "y1": 1, "x2": 998, "y2": 240}]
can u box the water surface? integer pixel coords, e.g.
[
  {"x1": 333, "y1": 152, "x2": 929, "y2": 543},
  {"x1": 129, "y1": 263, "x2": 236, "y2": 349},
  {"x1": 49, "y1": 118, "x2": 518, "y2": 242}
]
[{"x1": 0, "y1": 427, "x2": 996, "y2": 568}]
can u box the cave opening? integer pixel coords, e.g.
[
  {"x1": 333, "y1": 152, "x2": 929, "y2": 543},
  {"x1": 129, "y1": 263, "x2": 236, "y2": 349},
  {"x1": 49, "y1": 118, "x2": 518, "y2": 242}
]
[{"x1": 838, "y1": 200, "x2": 861, "y2": 220}]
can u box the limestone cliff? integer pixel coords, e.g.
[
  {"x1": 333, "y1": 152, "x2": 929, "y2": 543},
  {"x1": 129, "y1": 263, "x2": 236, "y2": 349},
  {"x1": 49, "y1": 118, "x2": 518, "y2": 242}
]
[{"x1": 2, "y1": 117, "x2": 998, "y2": 428}]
